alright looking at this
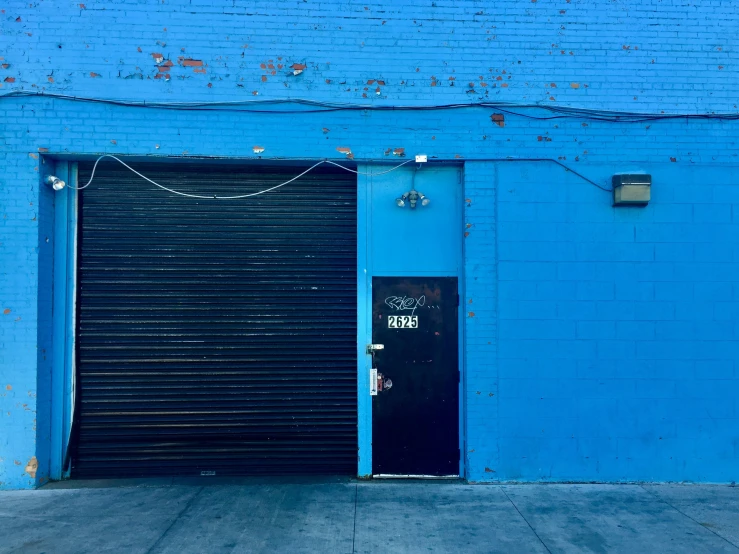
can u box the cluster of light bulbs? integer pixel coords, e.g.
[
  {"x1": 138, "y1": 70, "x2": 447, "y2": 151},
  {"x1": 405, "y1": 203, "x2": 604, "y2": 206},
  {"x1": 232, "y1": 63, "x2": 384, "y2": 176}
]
[{"x1": 395, "y1": 189, "x2": 430, "y2": 209}]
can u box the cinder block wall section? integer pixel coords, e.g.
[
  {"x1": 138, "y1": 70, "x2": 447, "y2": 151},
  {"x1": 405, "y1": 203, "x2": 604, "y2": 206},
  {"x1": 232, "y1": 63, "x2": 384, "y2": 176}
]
[{"x1": 1, "y1": 0, "x2": 738, "y2": 488}]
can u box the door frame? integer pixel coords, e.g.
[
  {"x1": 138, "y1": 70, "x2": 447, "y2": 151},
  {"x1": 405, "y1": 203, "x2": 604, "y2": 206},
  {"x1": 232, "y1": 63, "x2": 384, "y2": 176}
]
[{"x1": 356, "y1": 163, "x2": 465, "y2": 478}]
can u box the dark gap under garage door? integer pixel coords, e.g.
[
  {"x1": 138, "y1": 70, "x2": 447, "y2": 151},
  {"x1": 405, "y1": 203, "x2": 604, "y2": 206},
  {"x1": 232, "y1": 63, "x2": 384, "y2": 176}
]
[{"x1": 72, "y1": 163, "x2": 357, "y2": 477}]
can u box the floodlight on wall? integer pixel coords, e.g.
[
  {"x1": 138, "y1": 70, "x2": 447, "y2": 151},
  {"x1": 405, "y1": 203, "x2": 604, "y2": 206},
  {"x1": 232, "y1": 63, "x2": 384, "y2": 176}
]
[
  {"x1": 395, "y1": 167, "x2": 430, "y2": 209},
  {"x1": 612, "y1": 174, "x2": 651, "y2": 206},
  {"x1": 395, "y1": 189, "x2": 429, "y2": 209},
  {"x1": 45, "y1": 175, "x2": 66, "y2": 191}
]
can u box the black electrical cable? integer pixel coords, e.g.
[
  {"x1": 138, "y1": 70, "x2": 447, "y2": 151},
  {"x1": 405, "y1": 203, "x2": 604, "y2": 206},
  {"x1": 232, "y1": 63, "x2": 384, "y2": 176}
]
[{"x1": 2, "y1": 90, "x2": 739, "y2": 123}]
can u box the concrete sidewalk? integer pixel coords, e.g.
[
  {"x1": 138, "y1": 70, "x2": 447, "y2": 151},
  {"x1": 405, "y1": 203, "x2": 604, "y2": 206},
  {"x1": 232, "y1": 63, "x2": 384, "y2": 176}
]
[{"x1": 1, "y1": 479, "x2": 738, "y2": 553}]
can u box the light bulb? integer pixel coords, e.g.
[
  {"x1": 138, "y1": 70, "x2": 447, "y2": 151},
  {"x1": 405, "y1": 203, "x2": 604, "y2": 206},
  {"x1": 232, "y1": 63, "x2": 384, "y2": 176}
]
[
  {"x1": 395, "y1": 197, "x2": 405, "y2": 208},
  {"x1": 46, "y1": 175, "x2": 66, "y2": 191}
]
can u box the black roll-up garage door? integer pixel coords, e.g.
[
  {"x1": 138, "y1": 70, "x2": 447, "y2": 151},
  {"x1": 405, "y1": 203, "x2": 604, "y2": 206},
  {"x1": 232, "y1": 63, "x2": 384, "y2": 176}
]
[{"x1": 72, "y1": 162, "x2": 357, "y2": 477}]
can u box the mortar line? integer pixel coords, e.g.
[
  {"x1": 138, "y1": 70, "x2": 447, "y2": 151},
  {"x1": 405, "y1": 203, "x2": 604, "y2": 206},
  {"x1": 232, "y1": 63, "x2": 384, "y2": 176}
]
[
  {"x1": 351, "y1": 483, "x2": 359, "y2": 554},
  {"x1": 145, "y1": 486, "x2": 204, "y2": 554},
  {"x1": 639, "y1": 485, "x2": 739, "y2": 551},
  {"x1": 500, "y1": 486, "x2": 552, "y2": 554}
]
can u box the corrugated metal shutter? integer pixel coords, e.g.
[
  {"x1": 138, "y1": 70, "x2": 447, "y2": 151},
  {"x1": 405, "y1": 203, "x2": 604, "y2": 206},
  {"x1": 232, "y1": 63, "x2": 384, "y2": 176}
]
[{"x1": 72, "y1": 163, "x2": 357, "y2": 477}]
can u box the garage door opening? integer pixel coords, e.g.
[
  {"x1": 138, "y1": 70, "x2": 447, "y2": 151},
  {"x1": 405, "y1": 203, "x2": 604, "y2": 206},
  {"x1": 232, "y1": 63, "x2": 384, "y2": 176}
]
[{"x1": 71, "y1": 162, "x2": 358, "y2": 478}]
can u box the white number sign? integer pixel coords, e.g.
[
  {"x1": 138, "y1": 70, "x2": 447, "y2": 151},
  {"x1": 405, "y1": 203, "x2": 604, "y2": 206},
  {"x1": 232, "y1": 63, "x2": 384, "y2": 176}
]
[{"x1": 388, "y1": 315, "x2": 418, "y2": 329}]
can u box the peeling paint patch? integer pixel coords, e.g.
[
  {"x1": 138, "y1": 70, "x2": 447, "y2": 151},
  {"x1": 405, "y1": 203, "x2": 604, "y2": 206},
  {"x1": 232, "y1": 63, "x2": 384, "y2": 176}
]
[
  {"x1": 291, "y1": 63, "x2": 306, "y2": 75},
  {"x1": 25, "y1": 457, "x2": 38, "y2": 479},
  {"x1": 89, "y1": 72, "x2": 101, "y2": 78},
  {"x1": 151, "y1": 53, "x2": 164, "y2": 64},
  {"x1": 252, "y1": 146, "x2": 265, "y2": 154},
  {"x1": 4, "y1": 77, "x2": 16, "y2": 83},
  {"x1": 392, "y1": 148, "x2": 405, "y2": 157},
  {"x1": 3, "y1": 309, "x2": 10, "y2": 315},
  {"x1": 322, "y1": 128, "x2": 330, "y2": 134},
  {"x1": 5, "y1": 385, "x2": 11, "y2": 390},
  {"x1": 570, "y1": 82, "x2": 580, "y2": 89},
  {"x1": 180, "y1": 58, "x2": 204, "y2": 67},
  {"x1": 490, "y1": 114, "x2": 505, "y2": 127},
  {"x1": 468, "y1": 312, "x2": 475, "y2": 317},
  {"x1": 29, "y1": 153, "x2": 38, "y2": 159}
]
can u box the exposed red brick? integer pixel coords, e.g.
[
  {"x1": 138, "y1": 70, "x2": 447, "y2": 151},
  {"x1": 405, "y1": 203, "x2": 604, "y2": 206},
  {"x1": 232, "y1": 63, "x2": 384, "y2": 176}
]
[
  {"x1": 336, "y1": 147, "x2": 352, "y2": 155},
  {"x1": 490, "y1": 113, "x2": 505, "y2": 127},
  {"x1": 392, "y1": 148, "x2": 405, "y2": 156},
  {"x1": 181, "y1": 59, "x2": 203, "y2": 67},
  {"x1": 1, "y1": 64, "x2": 9, "y2": 69},
  {"x1": 571, "y1": 82, "x2": 580, "y2": 89},
  {"x1": 151, "y1": 53, "x2": 163, "y2": 60},
  {"x1": 79, "y1": 3, "x2": 86, "y2": 8},
  {"x1": 367, "y1": 79, "x2": 375, "y2": 85},
  {"x1": 38, "y1": 147, "x2": 49, "y2": 152},
  {"x1": 47, "y1": 77, "x2": 54, "y2": 83},
  {"x1": 260, "y1": 63, "x2": 266, "y2": 69},
  {"x1": 291, "y1": 63, "x2": 306, "y2": 70},
  {"x1": 550, "y1": 82, "x2": 557, "y2": 88},
  {"x1": 3, "y1": 309, "x2": 10, "y2": 315},
  {"x1": 4, "y1": 77, "x2": 15, "y2": 83},
  {"x1": 261, "y1": 75, "x2": 267, "y2": 82},
  {"x1": 194, "y1": 68, "x2": 206, "y2": 74},
  {"x1": 89, "y1": 72, "x2": 100, "y2": 78}
]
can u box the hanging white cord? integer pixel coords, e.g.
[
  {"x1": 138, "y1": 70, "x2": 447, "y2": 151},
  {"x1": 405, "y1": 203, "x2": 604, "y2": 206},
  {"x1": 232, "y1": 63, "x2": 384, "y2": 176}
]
[
  {"x1": 70, "y1": 154, "x2": 414, "y2": 199},
  {"x1": 325, "y1": 159, "x2": 414, "y2": 175}
]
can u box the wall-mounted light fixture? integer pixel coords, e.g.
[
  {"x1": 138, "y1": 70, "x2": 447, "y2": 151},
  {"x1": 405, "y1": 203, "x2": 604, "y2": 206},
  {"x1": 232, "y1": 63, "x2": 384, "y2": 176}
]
[
  {"x1": 395, "y1": 167, "x2": 430, "y2": 209},
  {"x1": 45, "y1": 175, "x2": 66, "y2": 191},
  {"x1": 612, "y1": 174, "x2": 651, "y2": 206}
]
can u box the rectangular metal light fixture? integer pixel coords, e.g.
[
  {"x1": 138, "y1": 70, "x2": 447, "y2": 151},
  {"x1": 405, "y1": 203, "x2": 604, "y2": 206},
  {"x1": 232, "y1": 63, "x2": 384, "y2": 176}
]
[{"x1": 612, "y1": 174, "x2": 651, "y2": 206}]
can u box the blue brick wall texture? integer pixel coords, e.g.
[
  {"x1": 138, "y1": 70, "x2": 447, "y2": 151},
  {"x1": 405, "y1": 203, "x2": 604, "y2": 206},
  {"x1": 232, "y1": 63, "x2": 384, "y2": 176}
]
[{"x1": 1, "y1": 0, "x2": 738, "y2": 488}]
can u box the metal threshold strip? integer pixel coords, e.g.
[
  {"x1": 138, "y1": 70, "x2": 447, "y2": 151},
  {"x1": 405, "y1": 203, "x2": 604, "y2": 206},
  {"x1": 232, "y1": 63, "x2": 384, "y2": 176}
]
[{"x1": 373, "y1": 475, "x2": 460, "y2": 479}]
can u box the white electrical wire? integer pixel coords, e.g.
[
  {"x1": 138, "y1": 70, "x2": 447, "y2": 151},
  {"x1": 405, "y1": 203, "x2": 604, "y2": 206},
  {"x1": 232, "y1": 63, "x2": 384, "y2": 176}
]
[
  {"x1": 325, "y1": 159, "x2": 414, "y2": 175},
  {"x1": 70, "y1": 154, "x2": 414, "y2": 199}
]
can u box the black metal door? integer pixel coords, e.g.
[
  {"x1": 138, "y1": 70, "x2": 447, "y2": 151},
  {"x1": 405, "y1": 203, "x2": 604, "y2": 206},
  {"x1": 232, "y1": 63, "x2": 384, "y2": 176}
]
[
  {"x1": 371, "y1": 277, "x2": 459, "y2": 476},
  {"x1": 73, "y1": 163, "x2": 357, "y2": 477}
]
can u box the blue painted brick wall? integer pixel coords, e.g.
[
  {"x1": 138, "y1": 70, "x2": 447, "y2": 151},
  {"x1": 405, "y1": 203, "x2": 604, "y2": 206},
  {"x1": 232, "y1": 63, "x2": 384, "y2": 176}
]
[{"x1": 1, "y1": 0, "x2": 738, "y2": 488}]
